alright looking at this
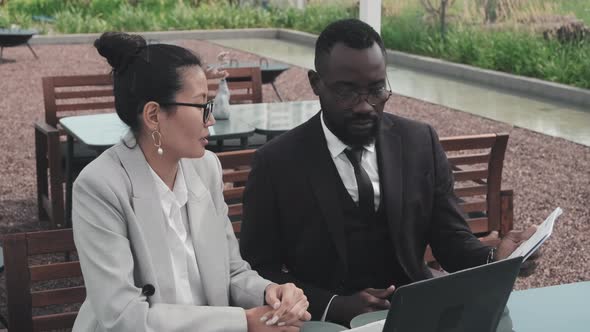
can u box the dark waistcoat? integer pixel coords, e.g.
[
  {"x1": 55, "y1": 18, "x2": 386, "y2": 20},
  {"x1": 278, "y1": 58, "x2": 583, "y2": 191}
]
[{"x1": 339, "y1": 182, "x2": 411, "y2": 293}]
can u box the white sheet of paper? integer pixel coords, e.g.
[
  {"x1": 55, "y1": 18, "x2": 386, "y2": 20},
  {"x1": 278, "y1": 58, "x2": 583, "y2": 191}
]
[
  {"x1": 507, "y1": 207, "x2": 562, "y2": 261},
  {"x1": 347, "y1": 319, "x2": 386, "y2": 332}
]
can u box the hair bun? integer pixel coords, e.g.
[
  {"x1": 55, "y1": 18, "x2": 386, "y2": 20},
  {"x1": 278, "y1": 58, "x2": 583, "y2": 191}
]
[{"x1": 94, "y1": 32, "x2": 147, "y2": 72}]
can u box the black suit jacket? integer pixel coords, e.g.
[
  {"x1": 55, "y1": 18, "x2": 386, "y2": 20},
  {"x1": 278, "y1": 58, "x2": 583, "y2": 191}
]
[{"x1": 240, "y1": 112, "x2": 491, "y2": 319}]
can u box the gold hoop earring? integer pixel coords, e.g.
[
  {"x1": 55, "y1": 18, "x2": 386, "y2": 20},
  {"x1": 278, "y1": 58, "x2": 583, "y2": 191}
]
[{"x1": 151, "y1": 130, "x2": 163, "y2": 155}]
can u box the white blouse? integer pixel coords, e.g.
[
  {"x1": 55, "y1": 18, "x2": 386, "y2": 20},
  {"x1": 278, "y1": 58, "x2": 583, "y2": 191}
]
[{"x1": 149, "y1": 163, "x2": 207, "y2": 305}]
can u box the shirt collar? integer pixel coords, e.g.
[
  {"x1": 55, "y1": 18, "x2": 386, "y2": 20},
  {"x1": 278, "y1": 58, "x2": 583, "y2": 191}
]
[
  {"x1": 149, "y1": 163, "x2": 188, "y2": 217},
  {"x1": 320, "y1": 111, "x2": 376, "y2": 159}
]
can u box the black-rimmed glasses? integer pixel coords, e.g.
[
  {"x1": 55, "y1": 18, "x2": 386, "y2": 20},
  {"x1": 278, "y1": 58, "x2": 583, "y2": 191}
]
[
  {"x1": 160, "y1": 100, "x2": 214, "y2": 124},
  {"x1": 322, "y1": 76, "x2": 393, "y2": 108}
]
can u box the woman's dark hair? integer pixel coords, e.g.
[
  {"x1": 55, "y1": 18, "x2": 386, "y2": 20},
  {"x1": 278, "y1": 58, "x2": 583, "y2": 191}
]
[{"x1": 94, "y1": 32, "x2": 202, "y2": 133}]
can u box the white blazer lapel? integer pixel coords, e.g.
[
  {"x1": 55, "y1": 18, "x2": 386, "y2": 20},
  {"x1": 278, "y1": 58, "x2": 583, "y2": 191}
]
[
  {"x1": 181, "y1": 159, "x2": 230, "y2": 306},
  {"x1": 113, "y1": 133, "x2": 176, "y2": 304}
]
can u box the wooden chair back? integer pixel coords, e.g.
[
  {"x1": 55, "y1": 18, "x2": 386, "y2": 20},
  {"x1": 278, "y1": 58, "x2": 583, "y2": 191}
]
[
  {"x1": 42, "y1": 74, "x2": 115, "y2": 127},
  {"x1": 208, "y1": 67, "x2": 262, "y2": 104},
  {"x1": 216, "y1": 149, "x2": 256, "y2": 237},
  {"x1": 216, "y1": 134, "x2": 513, "y2": 256},
  {"x1": 36, "y1": 74, "x2": 115, "y2": 229},
  {"x1": 43, "y1": 68, "x2": 261, "y2": 125},
  {"x1": 424, "y1": 133, "x2": 512, "y2": 265},
  {"x1": 3, "y1": 229, "x2": 83, "y2": 332},
  {"x1": 440, "y1": 133, "x2": 511, "y2": 238}
]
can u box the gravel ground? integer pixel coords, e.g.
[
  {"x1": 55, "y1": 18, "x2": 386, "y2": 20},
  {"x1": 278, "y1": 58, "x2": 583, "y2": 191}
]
[{"x1": 0, "y1": 39, "x2": 588, "y2": 320}]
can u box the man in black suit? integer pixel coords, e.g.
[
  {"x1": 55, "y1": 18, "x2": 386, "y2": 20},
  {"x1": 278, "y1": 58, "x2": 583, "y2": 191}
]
[{"x1": 240, "y1": 19, "x2": 535, "y2": 326}]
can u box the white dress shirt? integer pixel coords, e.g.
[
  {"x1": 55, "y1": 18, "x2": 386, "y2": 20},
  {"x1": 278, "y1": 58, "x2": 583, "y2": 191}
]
[
  {"x1": 318, "y1": 112, "x2": 382, "y2": 321},
  {"x1": 320, "y1": 112, "x2": 381, "y2": 209},
  {"x1": 149, "y1": 164, "x2": 207, "y2": 306}
]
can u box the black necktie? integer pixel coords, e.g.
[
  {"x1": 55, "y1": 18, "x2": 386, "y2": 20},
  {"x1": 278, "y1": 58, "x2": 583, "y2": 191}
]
[{"x1": 344, "y1": 147, "x2": 375, "y2": 221}]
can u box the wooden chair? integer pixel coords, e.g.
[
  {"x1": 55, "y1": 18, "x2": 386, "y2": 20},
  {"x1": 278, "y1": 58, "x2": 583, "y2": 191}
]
[
  {"x1": 35, "y1": 69, "x2": 261, "y2": 227},
  {"x1": 425, "y1": 133, "x2": 513, "y2": 263},
  {"x1": 3, "y1": 229, "x2": 83, "y2": 331},
  {"x1": 35, "y1": 74, "x2": 114, "y2": 228},
  {"x1": 208, "y1": 67, "x2": 263, "y2": 104},
  {"x1": 216, "y1": 134, "x2": 513, "y2": 258},
  {"x1": 216, "y1": 149, "x2": 256, "y2": 238}
]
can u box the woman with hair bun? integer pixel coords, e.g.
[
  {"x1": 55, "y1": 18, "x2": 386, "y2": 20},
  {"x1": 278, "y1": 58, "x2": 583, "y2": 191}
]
[{"x1": 72, "y1": 32, "x2": 311, "y2": 332}]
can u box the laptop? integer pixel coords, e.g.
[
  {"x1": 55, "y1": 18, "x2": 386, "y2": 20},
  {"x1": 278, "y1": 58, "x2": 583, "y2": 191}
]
[{"x1": 381, "y1": 256, "x2": 523, "y2": 332}]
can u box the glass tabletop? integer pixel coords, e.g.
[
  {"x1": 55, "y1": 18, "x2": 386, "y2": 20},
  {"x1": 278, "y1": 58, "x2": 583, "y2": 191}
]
[
  {"x1": 349, "y1": 307, "x2": 514, "y2": 331},
  {"x1": 229, "y1": 100, "x2": 320, "y2": 135},
  {"x1": 506, "y1": 281, "x2": 589, "y2": 332},
  {"x1": 59, "y1": 112, "x2": 255, "y2": 150},
  {"x1": 347, "y1": 281, "x2": 590, "y2": 332},
  {"x1": 350, "y1": 310, "x2": 387, "y2": 329},
  {"x1": 300, "y1": 321, "x2": 348, "y2": 332},
  {"x1": 207, "y1": 117, "x2": 255, "y2": 140},
  {"x1": 222, "y1": 60, "x2": 290, "y2": 72},
  {"x1": 59, "y1": 113, "x2": 128, "y2": 149},
  {"x1": 0, "y1": 28, "x2": 38, "y2": 35}
]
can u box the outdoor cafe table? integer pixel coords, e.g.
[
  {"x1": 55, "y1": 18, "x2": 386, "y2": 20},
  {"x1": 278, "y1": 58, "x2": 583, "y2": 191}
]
[
  {"x1": 230, "y1": 100, "x2": 321, "y2": 140},
  {"x1": 59, "y1": 112, "x2": 255, "y2": 226},
  {"x1": 59, "y1": 100, "x2": 321, "y2": 225},
  {"x1": 300, "y1": 281, "x2": 590, "y2": 332},
  {"x1": 0, "y1": 28, "x2": 38, "y2": 63}
]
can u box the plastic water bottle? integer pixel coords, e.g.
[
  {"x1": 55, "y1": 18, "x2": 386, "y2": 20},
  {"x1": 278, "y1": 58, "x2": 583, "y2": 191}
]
[{"x1": 213, "y1": 78, "x2": 231, "y2": 120}]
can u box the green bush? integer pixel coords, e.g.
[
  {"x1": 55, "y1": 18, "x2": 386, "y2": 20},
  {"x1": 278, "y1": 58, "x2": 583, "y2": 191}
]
[
  {"x1": 6, "y1": 0, "x2": 74, "y2": 16},
  {"x1": 381, "y1": 10, "x2": 430, "y2": 55},
  {"x1": 378, "y1": 11, "x2": 590, "y2": 89},
  {"x1": 0, "y1": 11, "x2": 10, "y2": 27},
  {"x1": 287, "y1": 5, "x2": 353, "y2": 33},
  {"x1": 109, "y1": 5, "x2": 158, "y2": 31},
  {"x1": 55, "y1": 9, "x2": 109, "y2": 34},
  {"x1": 2, "y1": 10, "x2": 34, "y2": 30},
  {"x1": 540, "y1": 41, "x2": 590, "y2": 88},
  {"x1": 1, "y1": 0, "x2": 588, "y2": 89},
  {"x1": 445, "y1": 29, "x2": 590, "y2": 88},
  {"x1": 89, "y1": 0, "x2": 125, "y2": 15}
]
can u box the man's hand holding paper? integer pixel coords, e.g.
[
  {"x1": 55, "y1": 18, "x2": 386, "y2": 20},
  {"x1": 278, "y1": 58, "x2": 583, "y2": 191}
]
[
  {"x1": 495, "y1": 208, "x2": 563, "y2": 275},
  {"x1": 505, "y1": 207, "x2": 562, "y2": 261}
]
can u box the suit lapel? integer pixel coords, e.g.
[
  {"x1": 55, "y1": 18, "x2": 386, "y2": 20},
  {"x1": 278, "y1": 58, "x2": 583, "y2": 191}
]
[
  {"x1": 114, "y1": 134, "x2": 176, "y2": 303},
  {"x1": 376, "y1": 116, "x2": 406, "y2": 268},
  {"x1": 304, "y1": 113, "x2": 348, "y2": 269},
  {"x1": 181, "y1": 160, "x2": 229, "y2": 306}
]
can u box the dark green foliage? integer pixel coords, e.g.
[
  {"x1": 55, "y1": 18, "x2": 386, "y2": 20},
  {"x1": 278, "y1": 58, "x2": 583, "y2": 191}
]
[
  {"x1": 385, "y1": 21, "x2": 590, "y2": 89},
  {"x1": 1, "y1": 0, "x2": 588, "y2": 89}
]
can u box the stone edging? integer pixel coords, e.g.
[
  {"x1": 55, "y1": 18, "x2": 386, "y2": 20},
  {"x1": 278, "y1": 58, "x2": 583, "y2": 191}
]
[
  {"x1": 30, "y1": 28, "x2": 279, "y2": 45},
  {"x1": 30, "y1": 28, "x2": 590, "y2": 108}
]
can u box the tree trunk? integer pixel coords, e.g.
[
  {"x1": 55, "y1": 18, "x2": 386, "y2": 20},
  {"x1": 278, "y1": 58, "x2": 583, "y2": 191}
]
[
  {"x1": 484, "y1": 0, "x2": 498, "y2": 23},
  {"x1": 441, "y1": 0, "x2": 447, "y2": 39}
]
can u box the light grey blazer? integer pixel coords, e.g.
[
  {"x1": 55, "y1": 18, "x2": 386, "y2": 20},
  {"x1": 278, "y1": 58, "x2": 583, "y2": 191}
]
[{"x1": 72, "y1": 134, "x2": 272, "y2": 332}]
